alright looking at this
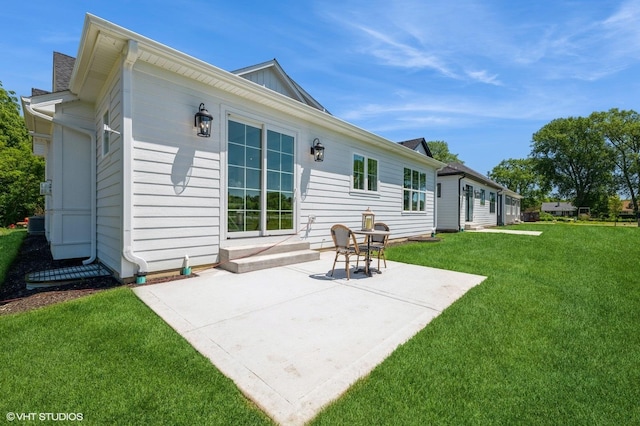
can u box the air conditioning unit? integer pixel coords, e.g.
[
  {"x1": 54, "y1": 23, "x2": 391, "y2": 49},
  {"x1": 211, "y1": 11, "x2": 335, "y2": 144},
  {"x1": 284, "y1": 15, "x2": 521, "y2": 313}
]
[{"x1": 40, "y1": 180, "x2": 52, "y2": 195}]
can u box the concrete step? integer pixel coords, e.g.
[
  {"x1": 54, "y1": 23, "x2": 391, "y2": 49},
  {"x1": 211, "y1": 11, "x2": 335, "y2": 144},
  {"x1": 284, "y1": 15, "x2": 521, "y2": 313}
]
[
  {"x1": 464, "y1": 224, "x2": 484, "y2": 231},
  {"x1": 220, "y1": 240, "x2": 312, "y2": 263},
  {"x1": 219, "y1": 249, "x2": 320, "y2": 274}
]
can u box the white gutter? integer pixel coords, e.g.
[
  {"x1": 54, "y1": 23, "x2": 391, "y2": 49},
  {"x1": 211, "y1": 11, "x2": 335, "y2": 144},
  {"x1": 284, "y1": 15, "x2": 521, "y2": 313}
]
[
  {"x1": 121, "y1": 40, "x2": 149, "y2": 281},
  {"x1": 23, "y1": 101, "x2": 98, "y2": 265}
]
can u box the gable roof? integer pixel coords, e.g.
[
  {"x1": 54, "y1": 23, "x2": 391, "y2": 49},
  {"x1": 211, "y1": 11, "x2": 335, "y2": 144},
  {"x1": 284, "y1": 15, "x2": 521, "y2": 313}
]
[
  {"x1": 439, "y1": 162, "x2": 522, "y2": 199},
  {"x1": 23, "y1": 14, "x2": 446, "y2": 171},
  {"x1": 541, "y1": 202, "x2": 576, "y2": 212},
  {"x1": 30, "y1": 52, "x2": 76, "y2": 96},
  {"x1": 53, "y1": 52, "x2": 76, "y2": 92},
  {"x1": 397, "y1": 138, "x2": 433, "y2": 157},
  {"x1": 232, "y1": 59, "x2": 329, "y2": 114},
  {"x1": 439, "y1": 162, "x2": 523, "y2": 198},
  {"x1": 438, "y1": 162, "x2": 503, "y2": 188}
]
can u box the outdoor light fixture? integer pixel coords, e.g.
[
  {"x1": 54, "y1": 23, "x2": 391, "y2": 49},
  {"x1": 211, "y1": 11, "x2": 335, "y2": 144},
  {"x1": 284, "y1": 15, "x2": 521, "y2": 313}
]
[
  {"x1": 361, "y1": 207, "x2": 375, "y2": 231},
  {"x1": 194, "y1": 103, "x2": 213, "y2": 137},
  {"x1": 311, "y1": 138, "x2": 325, "y2": 162}
]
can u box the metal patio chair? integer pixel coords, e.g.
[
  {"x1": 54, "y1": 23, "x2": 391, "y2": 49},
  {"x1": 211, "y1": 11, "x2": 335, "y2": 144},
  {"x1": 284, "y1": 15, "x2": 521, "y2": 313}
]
[
  {"x1": 330, "y1": 224, "x2": 367, "y2": 280},
  {"x1": 363, "y1": 222, "x2": 389, "y2": 270}
]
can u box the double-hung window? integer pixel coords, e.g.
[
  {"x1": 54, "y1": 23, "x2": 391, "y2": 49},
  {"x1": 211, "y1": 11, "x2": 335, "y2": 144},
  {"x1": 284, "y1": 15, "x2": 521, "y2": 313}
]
[
  {"x1": 490, "y1": 192, "x2": 496, "y2": 213},
  {"x1": 352, "y1": 154, "x2": 378, "y2": 192},
  {"x1": 403, "y1": 168, "x2": 427, "y2": 212}
]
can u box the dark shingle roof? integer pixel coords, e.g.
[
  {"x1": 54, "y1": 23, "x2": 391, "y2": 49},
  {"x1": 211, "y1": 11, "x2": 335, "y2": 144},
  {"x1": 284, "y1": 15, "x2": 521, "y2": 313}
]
[
  {"x1": 541, "y1": 202, "x2": 576, "y2": 212},
  {"x1": 397, "y1": 138, "x2": 434, "y2": 157},
  {"x1": 53, "y1": 52, "x2": 76, "y2": 92},
  {"x1": 438, "y1": 162, "x2": 503, "y2": 190},
  {"x1": 31, "y1": 88, "x2": 50, "y2": 96}
]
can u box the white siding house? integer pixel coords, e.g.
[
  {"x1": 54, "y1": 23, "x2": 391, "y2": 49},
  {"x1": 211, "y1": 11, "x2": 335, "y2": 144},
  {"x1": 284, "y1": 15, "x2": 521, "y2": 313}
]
[
  {"x1": 22, "y1": 14, "x2": 444, "y2": 282},
  {"x1": 437, "y1": 163, "x2": 522, "y2": 231}
]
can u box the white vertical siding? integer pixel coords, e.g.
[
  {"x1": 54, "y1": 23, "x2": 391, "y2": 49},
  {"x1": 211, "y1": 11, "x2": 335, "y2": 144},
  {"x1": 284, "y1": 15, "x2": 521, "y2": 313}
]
[
  {"x1": 96, "y1": 73, "x2": 124, "y2": 276},
  {"x1": 129, "y1": 65, "x2": 221, "y2": 273},
  {"x1": 504, "y1": 196, "x2": 521, "y2": 224},
  {"x1": 461, "y1": 177, "x2": 499, "y2": 228},
  {"x1": 94, "y1": 60, "x2": 439, "y2": 276},
  {"x1": 298, "y1": 131, "x2": 438, "y2": 249},
  {"x1": 437, "y1": 176, "x2": 461, "y2": 231},
  {"x1": 48, "y1": 102, "x2": 93, "y2": 259}
]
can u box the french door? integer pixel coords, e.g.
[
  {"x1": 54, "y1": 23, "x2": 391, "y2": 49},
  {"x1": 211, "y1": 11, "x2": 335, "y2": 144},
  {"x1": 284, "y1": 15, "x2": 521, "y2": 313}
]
[
  {"x1": 465, "y1": 185, "x2": 474, "y2": 222},
  {"x1": 227, "y1": 119, "x2": 295, "y2": 237}
]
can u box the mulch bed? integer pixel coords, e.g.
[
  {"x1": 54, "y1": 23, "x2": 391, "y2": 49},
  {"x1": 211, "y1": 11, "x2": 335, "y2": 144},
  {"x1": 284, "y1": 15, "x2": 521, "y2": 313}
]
[{"x1": 0, "y1": 234, "x2": 123, "y2": 316}]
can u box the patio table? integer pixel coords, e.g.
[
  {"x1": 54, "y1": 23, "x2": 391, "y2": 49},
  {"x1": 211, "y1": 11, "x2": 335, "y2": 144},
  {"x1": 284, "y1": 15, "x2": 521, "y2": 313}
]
[{"x1": 353, "y1": 229, "x2": 391, "y2": 276}]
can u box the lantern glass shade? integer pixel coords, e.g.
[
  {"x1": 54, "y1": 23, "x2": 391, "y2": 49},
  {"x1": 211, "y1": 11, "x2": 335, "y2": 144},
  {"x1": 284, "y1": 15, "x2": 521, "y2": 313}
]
[
  {"x1": 361, "y1": 207, "x2": 375, "y2": 231},
  {"x1": 194, "y1": 103, "x2": 213, "y2": 137},
  {"x1": 311, "y1": 138, "x2": 325, "y2": 162}
]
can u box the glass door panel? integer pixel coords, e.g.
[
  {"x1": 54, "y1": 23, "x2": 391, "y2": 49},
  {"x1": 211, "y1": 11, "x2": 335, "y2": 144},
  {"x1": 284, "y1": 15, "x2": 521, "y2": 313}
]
[
  {"x1": 266, "y1": 130, "x2": 294, "y2": 233},
  {"x1": 228, "y1": 120, "x2": 262, "y2": 236},
  {"x1": 227, "y1": 120, "x2": 295, "y2": 237}
]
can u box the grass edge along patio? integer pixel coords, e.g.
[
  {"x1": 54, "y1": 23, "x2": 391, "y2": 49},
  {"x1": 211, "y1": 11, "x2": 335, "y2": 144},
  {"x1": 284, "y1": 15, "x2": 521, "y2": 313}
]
[{"x1": 2, "y1": 223, "x2": 639, "y2": 424}]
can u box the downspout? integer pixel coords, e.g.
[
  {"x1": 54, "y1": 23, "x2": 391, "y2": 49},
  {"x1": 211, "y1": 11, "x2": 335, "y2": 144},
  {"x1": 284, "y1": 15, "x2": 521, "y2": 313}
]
[
  {"x1": 433, "y1": 166, "x2": 444, "y2": 236},
  {"x1": 121, "y1": 40, "x2": 149, "y2": 283},
  {"x1": 458, "y1": 174, "x2": 466, "y2": 232},
  {"x1": 24, "y1": 102, "x2": 97, "y2": 265},
  {"x1": 497, "y1": 189, "x2": 503, "y2": 226}
]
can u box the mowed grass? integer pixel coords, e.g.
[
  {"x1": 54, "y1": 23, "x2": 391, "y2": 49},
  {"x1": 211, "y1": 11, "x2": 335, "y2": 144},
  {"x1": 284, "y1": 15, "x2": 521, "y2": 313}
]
[
  {"x1": 0, "y1": 229, "x2": 26, "y2": 288},
  {"x1": 1, "y1": 225, "x2": 639, "y2": 424},
  {"x1": 312, "y1": 224, "x2": 640, "y2": 425},
  {"x1": 0, "y1": 287, "x2": 272, "y2": 425}
]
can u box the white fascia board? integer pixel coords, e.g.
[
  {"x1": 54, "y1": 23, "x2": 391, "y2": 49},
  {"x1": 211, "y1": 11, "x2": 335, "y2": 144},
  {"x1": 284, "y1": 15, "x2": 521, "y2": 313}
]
[{"x1": 74, "y1": 14, "x2": 444, "y2": 170}]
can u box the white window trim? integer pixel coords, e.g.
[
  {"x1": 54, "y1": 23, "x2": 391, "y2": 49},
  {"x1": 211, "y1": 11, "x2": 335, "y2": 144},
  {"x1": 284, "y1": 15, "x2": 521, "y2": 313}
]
[
  {"x1": 350, "y1": 152, "x2": 380, "y2": 196},
  {"x1": 402, "y1": 167, "x2": 428, "y2": 213}
]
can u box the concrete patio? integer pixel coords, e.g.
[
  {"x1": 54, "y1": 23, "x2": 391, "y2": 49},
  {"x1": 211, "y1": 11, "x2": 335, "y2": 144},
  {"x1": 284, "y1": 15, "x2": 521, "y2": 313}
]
[{"x1": 133, "y1": 251, "x2": 486, "y2": 425}]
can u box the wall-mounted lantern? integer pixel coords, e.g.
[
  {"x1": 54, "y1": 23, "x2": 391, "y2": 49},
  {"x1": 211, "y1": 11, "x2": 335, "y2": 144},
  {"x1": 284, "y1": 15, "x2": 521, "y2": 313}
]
[
  {"x1": 311, "y1": 138, "x2": 325, "y2": 162},
  {"x1": 194, "y1": 103, "x2": 213, "y2": 137},
  {"x1": 361, "y1": 207, "x2": 375, "y2": 231}
]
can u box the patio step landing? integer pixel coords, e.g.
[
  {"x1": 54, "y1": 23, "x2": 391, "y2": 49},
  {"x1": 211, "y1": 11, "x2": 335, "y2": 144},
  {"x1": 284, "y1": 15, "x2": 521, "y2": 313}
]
[{"x1": 219, "y1": 240, "x2": 319, "y2": 273}]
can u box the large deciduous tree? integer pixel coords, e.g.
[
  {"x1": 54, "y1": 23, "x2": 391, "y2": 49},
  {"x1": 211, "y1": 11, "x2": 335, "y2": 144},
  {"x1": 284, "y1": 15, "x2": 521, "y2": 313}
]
[
  {"x1": 590, "y1": 108, "x2": 640, "y2": 218},
  {"x1": 427, "y1": 140, "x2": 463, "y2": 164},
  {"x1": 488, "y1": 158, "x2": 550, "y2": 210},
  {"x1": 531, "y1": 116, "x2": 614, "y2": 213},
  {"x1": 0, "y1": 81, "x2": 44, "y2": 227}
]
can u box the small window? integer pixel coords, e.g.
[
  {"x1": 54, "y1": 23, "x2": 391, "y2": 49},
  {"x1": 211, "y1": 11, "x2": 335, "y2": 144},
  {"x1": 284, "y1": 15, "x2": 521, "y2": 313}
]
[
  {"x1": 102, "y1": 111, "x2": 110, "y2": 156},
  {"x1": 490, "y1": 192, "x2": 496, "y2": 213},
  {"x1": 403, "y1": 167, "x2": 427, "y2": 212},
  {"x1": 437, "y1": 183, "x2": 441, "y2": 198},
  {"x1": 480, "y1": 189, "x2": 486, "y2": 206},
  {"x1": 353, "y1": 154, "x2": 378, "y2": 192}
]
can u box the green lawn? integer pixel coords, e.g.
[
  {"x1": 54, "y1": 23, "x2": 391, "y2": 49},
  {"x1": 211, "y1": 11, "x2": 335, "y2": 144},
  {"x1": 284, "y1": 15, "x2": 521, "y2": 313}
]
[
  {"x1": 1, "y1": 225, "x2": 639, "y2": 424},
  {"x1": 0, "y1": 229, "x2": 26, "y2": 288},
  {"x1": 312, "y1": 224, "x2": 640, "y2": 425}
]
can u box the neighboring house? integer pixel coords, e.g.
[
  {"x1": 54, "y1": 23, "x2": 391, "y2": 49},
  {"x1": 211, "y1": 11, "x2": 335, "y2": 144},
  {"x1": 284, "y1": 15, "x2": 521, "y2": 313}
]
[
  {"x1": 541, "y1": 202, "x2": 577, "y2": 217},
  {"x1": 436, "y1": 163, "x2": 522, "y2": 231},
  {"x1": 22, "y1": 14, "x2": 444, "y2": 282}
]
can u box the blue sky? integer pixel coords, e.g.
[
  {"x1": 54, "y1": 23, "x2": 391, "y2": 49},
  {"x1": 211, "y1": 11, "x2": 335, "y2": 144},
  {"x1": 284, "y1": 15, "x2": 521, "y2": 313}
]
[{"x1": 2, "y1": 1, "x2": 639, "y2": 175}]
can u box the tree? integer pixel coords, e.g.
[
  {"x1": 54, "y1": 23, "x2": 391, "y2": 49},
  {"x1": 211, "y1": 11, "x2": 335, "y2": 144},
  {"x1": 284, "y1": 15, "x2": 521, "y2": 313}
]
[
  {"x1": 608, "y1": 194, "x2": 623, "y2": 224},
  {"x1": 590, "y1": 108, "x2": 640, "y2": 218},
  {"x1": 427, "y1": 140, "x2": 463, "y2": 164},
  {"x1": 0, "y1": 81, "x2": 45, "y2": 226},
  {"x1": 531, "y1": 116, "x2": 614, "y2": 214},
  {"x1": 487, "y1": 158, "x2": 550, "y2": 210}
]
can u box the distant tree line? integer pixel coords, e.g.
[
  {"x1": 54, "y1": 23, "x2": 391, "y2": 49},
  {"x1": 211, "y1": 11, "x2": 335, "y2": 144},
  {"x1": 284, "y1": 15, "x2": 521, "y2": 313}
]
[
  {"x1": 0, "y1": 81, "x2": 45, "y2": 227},
  {"x1": 486, "y1": 108, "x2": 640, "y2": 218}
]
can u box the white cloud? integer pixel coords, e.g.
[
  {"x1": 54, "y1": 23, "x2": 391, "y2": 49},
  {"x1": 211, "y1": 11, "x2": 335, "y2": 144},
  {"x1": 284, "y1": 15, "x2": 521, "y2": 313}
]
[{"x1": 465, "y1": 70, "x2": 502, "y2": 86}]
